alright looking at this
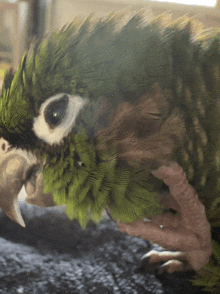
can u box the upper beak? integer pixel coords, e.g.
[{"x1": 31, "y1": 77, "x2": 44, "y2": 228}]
[
  {"x1": 0, "y1": 139, "x2": 54, "y2": 227},
  {"x1": 0, "y1": 152, "x2": 30, "y2": 227}
]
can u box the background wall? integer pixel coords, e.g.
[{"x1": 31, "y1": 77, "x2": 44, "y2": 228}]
[{"x1": 49, "y1": 0, "x2": 220, "y2": 32}]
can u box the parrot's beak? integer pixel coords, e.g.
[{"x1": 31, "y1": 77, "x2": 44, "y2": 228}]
[
  {"x1": 0, "y1": 139, "x2": 54, "y2": 227},
  {"x1": 24, "y1": 167, "x2": 55, "y2": 208},
  {"x1": 4, "y1": 198, "x2": 26, "y2": 227},
  {"x1": 0, "y1": 151, "x2": 33, "y2": 227}
]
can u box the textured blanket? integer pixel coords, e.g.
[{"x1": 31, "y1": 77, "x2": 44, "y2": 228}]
[{"x1": 0, "y1": 202, "x2": 201, "y2": 294}]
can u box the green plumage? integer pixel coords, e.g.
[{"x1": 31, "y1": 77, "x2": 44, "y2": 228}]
[
  {"x1": 0, "y1": 11, "x2": 220, "y2": 292},
  {"x1": 43, "y1": 132, "x2": 163, "y2": 228}
]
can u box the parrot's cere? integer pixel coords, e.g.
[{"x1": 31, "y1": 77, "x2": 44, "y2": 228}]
[{"x1": 0, "y1": 11, "x2": 220, "y2": 292}]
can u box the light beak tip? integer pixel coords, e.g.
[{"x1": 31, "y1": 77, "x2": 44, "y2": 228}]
[
  {"x1": 4, "y1": 199, "x2": 26, "y2": 228},
  {"x1": 5, "y1": 212, "x2": 26, "y2": 227},
  {"x1": 20, "y1": 222, "x2": 26, "y2": 228},
  {"x1": 17, "y1": 215, "x2": 26, "y2": 228}
]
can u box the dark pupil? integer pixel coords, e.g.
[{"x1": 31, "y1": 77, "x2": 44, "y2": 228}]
[{"x1": 45, "y1": 95, "x2": 69, "y2": 127}]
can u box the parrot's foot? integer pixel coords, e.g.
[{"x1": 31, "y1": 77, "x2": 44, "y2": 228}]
[
  {"x1": 117, "y1": 162, "x2": 212, "y2": 274},
  {"x1": 135, "y1": 250, "x2": 191, "y2": 275}
]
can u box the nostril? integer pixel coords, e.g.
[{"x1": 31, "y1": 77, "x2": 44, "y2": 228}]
[{"x1": 2, "y1": 143, "x2": 5, "y2": 151}]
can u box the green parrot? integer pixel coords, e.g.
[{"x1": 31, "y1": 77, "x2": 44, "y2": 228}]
[{"x1": 0, "y1": 11, "x2": 220, "y2": 292}]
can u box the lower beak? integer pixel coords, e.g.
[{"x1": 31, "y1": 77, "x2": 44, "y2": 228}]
[{"x1": 25, "y1": 172, "x2": 55, "y2": 208}]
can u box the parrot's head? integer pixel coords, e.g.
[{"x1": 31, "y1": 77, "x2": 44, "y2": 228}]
[{"x1": 0, "y1": 12, "x2": 187, "y2": 227}]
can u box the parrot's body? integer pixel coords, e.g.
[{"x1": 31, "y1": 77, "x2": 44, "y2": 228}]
[{"x1": 0, "y1": 11, "x2": 220, "y2": 292}]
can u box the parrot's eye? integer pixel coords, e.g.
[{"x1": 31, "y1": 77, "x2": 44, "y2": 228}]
[
  {"x1": 33, "y1": 93, "x2": 87, "y2": 145},
  {"x1": 44, "y1": 94, "x2": 68, "y2": 128}
]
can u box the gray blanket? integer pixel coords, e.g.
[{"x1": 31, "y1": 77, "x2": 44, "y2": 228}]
[{"x1": 0, "y1": 202, "x2": 202, "y2": 294}]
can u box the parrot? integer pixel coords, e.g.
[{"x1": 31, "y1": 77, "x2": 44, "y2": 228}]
[{"x1": 0, "y1": 10, "x2": 219, "y2": 292}]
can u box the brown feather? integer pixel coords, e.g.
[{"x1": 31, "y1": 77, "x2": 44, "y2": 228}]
[{"x1": 97, "y1": 86, "x2": 186, "y2": 167}]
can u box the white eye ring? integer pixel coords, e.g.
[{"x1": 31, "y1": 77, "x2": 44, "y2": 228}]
[{"x1": 32, "y1": 93, "x2": 88, "y2": 145}]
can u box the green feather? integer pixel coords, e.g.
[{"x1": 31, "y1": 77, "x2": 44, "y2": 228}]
[
  {"x1": 192, "y1": 240, "x2": 220, "y2": 293},
  {"x1": 43, "y1": 132, "x2": 163, "y2": 225}
]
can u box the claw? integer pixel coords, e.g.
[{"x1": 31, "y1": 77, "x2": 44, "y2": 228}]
[
  {"x1": 136, "y1": 250, "x2": 191, "y2": 275},
  {"x1": 135, "y1": 250, "x2": 164, "y2": 274},
  {"x1": 135, "y1": 257, "x2": 162, "y2": 274},
  {"x1": 157, "y1": 260, "x2": 186, "y2": 274}
]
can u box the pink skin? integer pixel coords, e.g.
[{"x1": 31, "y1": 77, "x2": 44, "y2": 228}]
[{"x1": 117, "y1": 162, "x2": 212, "y2": 272}]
